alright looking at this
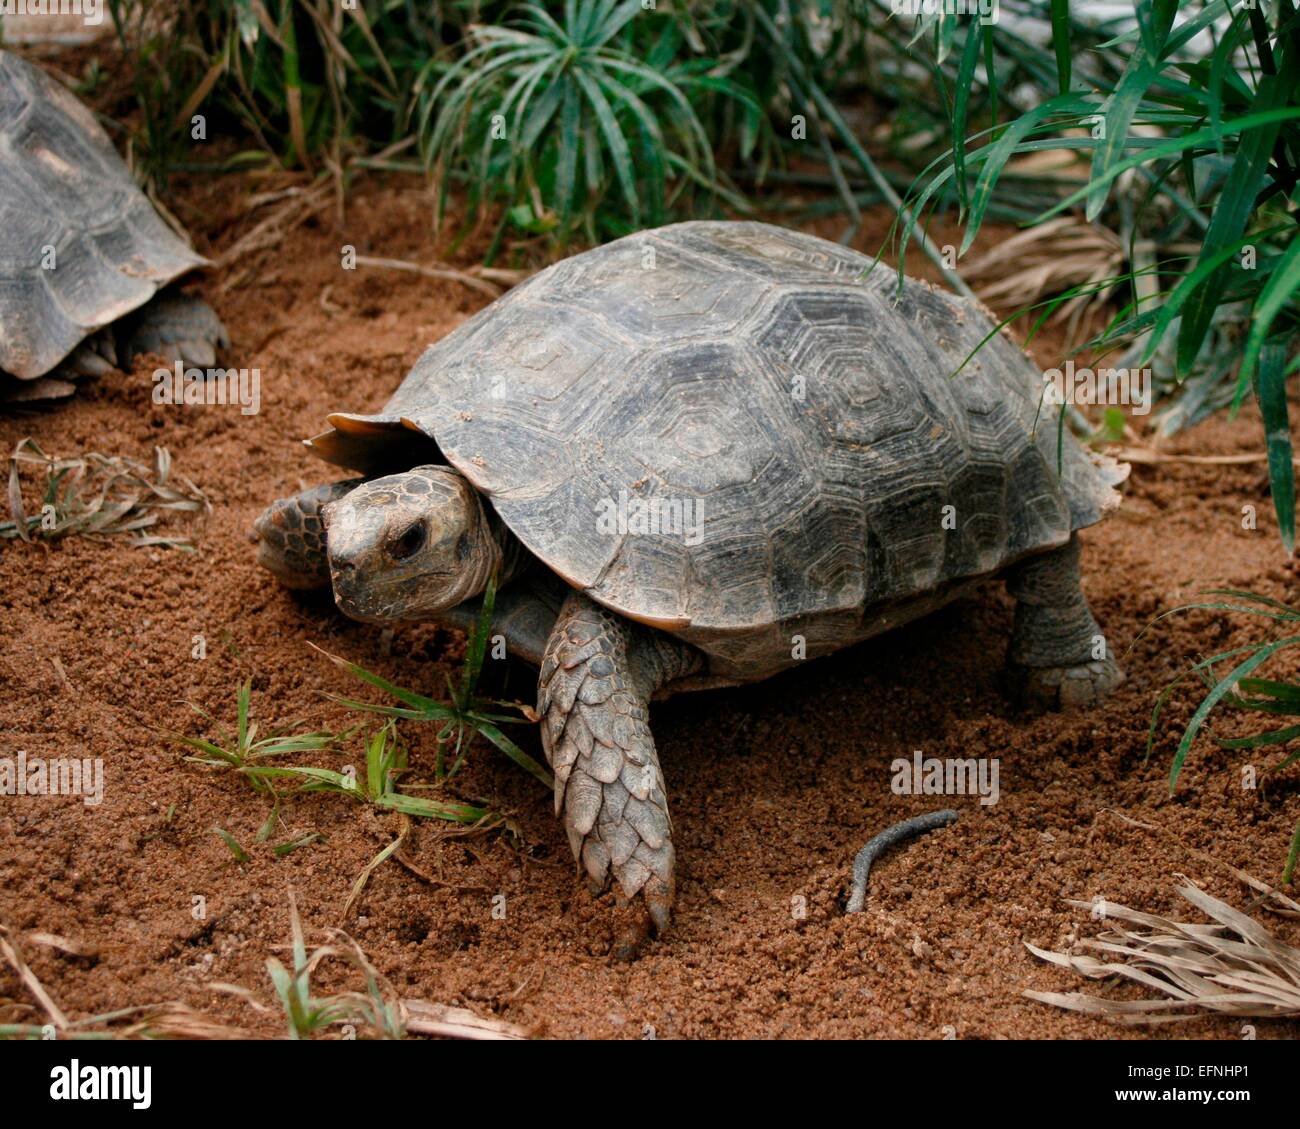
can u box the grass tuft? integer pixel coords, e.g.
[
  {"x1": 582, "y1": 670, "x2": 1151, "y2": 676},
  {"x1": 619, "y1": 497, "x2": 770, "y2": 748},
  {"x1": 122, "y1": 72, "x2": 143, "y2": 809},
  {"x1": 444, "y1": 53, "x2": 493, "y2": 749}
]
[{"x1": 2, "y1": 437, "x2": 209, "y2": 549}]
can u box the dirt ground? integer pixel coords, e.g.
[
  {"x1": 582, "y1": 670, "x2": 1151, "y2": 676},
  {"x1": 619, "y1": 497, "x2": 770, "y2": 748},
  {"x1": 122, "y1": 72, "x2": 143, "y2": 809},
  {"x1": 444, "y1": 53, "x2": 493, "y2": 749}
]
[{"x1": 3, "y1": 72, "x2": 1300, "y2": 1040}]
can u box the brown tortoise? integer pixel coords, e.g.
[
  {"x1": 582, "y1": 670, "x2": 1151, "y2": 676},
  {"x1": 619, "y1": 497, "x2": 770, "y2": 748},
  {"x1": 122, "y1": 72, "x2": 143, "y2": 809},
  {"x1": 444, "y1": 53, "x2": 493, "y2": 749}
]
[{"x1": 253, "y1": 220, "x2": 1127, "y2": 937}]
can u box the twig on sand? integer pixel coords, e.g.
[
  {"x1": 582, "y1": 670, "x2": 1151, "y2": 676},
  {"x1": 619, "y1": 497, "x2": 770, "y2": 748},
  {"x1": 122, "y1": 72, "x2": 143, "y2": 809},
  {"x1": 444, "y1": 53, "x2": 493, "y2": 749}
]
[
  {"x1": 0, "y1": 922, "x2": 69, "y2": 1029},
  {"x1": 392, "y1": 848, "x2": 491, "y2": 895},
  {"x1": 351, "y1": 254, "x2": 503, "y2": 299},
  {"x1": 1116, "y1": 446, "x2": 1300, "y2": 469},
  {"x1": 846, "y1": 809, "x2": 959, "y2": 914}
]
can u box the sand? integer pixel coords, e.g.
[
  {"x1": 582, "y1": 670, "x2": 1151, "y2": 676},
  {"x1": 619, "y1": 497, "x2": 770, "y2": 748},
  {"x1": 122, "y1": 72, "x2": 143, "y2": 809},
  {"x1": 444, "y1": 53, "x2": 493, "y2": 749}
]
[{"x1": 2, "y1": 126, "x2": 1298, "y2": 1041}]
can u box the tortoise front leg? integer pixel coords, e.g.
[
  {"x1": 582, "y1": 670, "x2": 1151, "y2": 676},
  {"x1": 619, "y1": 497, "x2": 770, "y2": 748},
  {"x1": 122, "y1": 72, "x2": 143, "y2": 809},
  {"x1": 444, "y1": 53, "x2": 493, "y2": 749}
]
[
  {"x1": 539, "y1": 591, "x2": 702, "y2": 938},
  {"x1": 1003, "y1": 533, "x2": 1123, "y2": 710}
]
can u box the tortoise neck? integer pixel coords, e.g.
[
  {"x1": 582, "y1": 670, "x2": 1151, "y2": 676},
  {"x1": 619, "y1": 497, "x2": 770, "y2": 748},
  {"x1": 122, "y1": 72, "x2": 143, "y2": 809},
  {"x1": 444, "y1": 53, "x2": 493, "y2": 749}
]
[{"x1": 483, "y1": 506, "x2": 530, "y2": 590}]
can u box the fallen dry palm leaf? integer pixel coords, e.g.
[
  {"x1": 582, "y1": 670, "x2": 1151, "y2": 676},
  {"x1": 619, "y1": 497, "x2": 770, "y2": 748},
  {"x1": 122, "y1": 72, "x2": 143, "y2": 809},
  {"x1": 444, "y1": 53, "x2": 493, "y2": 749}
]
[
  {"x1": 2, "y1": 437, "x2": 209, "y2": 549},
  {"x1": 962, "y1": 217, "x2": 1123, "y2": 344},
  {"x1": 403, "y1": 1000, "x2": 527, "y2": 1040},
  {"x1": 1024, "y1": 882, "x2": 1300, "y2": 1024},
  {"x1": 1088, "y1": 810, "x2": 1300, "y2": 921}
]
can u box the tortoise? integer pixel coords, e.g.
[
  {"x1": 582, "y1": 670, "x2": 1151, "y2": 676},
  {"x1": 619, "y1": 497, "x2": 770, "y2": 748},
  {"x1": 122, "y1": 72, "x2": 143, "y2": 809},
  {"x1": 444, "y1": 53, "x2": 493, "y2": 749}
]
[
  {"x1": 253, "y1": 220, "x2": 1126, "y2": 936},
  {"x1": 0, "y1": 49, "x2": 227, "y2": 402}
]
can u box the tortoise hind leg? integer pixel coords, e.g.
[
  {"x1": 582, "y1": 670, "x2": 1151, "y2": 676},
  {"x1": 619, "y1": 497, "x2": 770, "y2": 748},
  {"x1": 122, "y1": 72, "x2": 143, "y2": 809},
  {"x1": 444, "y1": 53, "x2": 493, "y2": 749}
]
[
  {"x1": 1003, "y1": 533, "x2": 1123, "y2": 710},
  {"x1": 121, "y1": 289, "x2": 229, "y2": 369},
  {"x1": 539, "y1": 591, "x2": 702, "y2": 945}
]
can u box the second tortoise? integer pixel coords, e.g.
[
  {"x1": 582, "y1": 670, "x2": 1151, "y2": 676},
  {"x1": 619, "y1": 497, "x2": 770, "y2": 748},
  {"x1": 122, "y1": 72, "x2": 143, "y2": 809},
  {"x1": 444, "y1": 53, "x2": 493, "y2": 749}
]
[{"x1": 0, "y1": 49, "x2": 226, "y2": 401}]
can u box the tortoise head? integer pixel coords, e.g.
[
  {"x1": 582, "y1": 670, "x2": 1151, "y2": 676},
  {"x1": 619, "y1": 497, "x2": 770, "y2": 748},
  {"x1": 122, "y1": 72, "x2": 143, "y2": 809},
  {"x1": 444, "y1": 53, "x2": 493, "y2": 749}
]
[{"x1": 322, "y1": 465, "x2": 500, "y2": 623}]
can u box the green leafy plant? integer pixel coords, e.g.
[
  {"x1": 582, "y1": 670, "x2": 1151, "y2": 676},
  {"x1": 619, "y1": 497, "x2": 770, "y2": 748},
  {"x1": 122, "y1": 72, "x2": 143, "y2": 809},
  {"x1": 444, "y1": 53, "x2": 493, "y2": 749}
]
[
  {"x1": 170, "y1": 676, "x2": 501, "y2": 847},
  {"x1": 104, "y1": 0, "x2": 451, "y2": 184},
  {"x1": 242, "y1": 720, "x2": 495, "y2": 825},
  {"x1": 895, "y1": 1, "x2": 1300, "y2": 548},
  {"x1": 263, "y1": 890, "x2": 405, "y2": 1039},
  {"x1": 1145, "y1": 588, "x2": 1300, "y2": 882},
  {"x1": 171, "y1": 580, "x2": 546, "y2": 908},
  {"x1": 414, "y1": 0, "x2": 756, "y2": 247},
  {"x1": 168, "y1": 676, "x2": 345, "y2": 849},
  {"x1": 96, "y1": 1, "x2": 971, "y2": 275}
]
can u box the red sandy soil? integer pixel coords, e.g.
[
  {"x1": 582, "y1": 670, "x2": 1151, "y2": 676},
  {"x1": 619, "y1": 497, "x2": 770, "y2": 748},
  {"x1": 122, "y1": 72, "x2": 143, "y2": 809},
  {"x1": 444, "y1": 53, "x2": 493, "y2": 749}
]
[{"x1": 2, "y1": 70, "x2": 1299, "y2": 1041}]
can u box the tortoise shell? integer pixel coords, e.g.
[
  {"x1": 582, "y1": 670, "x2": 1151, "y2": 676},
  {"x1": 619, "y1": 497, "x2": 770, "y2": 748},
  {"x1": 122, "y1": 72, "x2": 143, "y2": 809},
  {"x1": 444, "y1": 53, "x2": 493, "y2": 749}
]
[
  {"x1": 308, "y1": 221, "x2": 1122, "y2": 682},
  {"x1": 0, "y1": 50, "x2": 206, "y2": 381}
]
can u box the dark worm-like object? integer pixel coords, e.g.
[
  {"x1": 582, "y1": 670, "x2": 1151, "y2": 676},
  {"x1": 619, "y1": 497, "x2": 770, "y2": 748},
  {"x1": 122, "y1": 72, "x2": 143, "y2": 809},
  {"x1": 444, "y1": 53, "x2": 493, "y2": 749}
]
[{"x1": 845, "y1": 809, "x2": 958, "y2": 914}]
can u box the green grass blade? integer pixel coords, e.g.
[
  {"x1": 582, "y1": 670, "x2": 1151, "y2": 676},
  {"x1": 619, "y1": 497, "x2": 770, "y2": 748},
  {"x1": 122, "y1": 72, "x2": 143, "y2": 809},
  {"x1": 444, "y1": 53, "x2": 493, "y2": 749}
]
[
  {"x1": 573, "y1": 69, "x2": 640, "y2": 222},
  {"x1": 1050, "y1": 0, "x2": 1072, "y2": 94},
  {"x1": 365, "y1": 725, "x2": 386, "y2": 801},
  {"x1": 1236, "y1": 678, "x2": 1300, "y2": 701},
  {"x1": 1136, "y1": 225, "x2": 1291, "y2": 366},
  {"x1": 1251, "y1": 341, "x2": 1296, "y2": 554},
  {"x1": 1171, "y1": 637, "x2": 1300, "y2": 792},
  {"x1": 311, "y1": 643, "x2": 446, "y2": 713},
  {"x1": 1031, "y1": 108, "x2": 1300, "y2": 224},
  {"x1": 1235, "y1": 236, "x2": 1300, "y2": 397},
  {"x1": 1215, "y1": 723, "x2": 1300, "y2": 749},
  {"x1": 273, "y1": 832, "x2": 322, "y2": 858},
  {"x1": 242, "y1": 765, "x2": 354, "y2": 791},
  {"x1": 472, "y1": 718, "x2": 554, "y2": 788},
  {"x1": 1176, "y1": 49, "x2": 1299, "y2": 374},
  {"x1": 1086, "y1": 52, "x2": 1158, "y2": 221},
  {"x1": 322, "y1": 694, "x2": 443, "y2": 721},
  {"x1": 211, "y1": 827, "x2": 249, "y2": 863},
  {"x1": 961, "y1": 93, "x2": 1096, "y2": 255},
  {"x1": 237, "y1": 678, "x2": 250, "y2": 754},
  {"x1": 554, "y1": 77, "x2": 580, "y2": 229},
  {"x1": 1198, "y1": 589, "x2": 1300, "y2": 615},
  {"x1": 373, "y1": 793, "x2": 490, "y2": 822},
  {"x1": 952, "y1": 23, "x2": 983, "y2": 215},
  {"x1": 460, "y1": 574, "x2": 497, "y2": 707}
]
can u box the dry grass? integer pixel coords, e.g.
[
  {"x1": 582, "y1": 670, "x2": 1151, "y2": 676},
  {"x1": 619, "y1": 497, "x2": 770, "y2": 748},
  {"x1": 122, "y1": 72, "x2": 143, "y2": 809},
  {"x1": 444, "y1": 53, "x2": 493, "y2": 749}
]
[
  {"x1": 2, "y1": 437, "x2": 209, "y2": 549},
  {"x1": 0, "y1": 900, "x2": 527, "y2": 1041},
  {"x1": 1025, "y1": 881, "x2": 1300, "y2": 1024},
  {"x1": 0, "y1": 920, "x2": 252, "y2": 1039}
]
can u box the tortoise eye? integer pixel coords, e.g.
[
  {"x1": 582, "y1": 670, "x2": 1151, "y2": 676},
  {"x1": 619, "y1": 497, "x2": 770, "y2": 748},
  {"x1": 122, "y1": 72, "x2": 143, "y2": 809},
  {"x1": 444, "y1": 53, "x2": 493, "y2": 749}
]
[{"x1": 390, "y1": 521, "x2": 427, "y2": 560}]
